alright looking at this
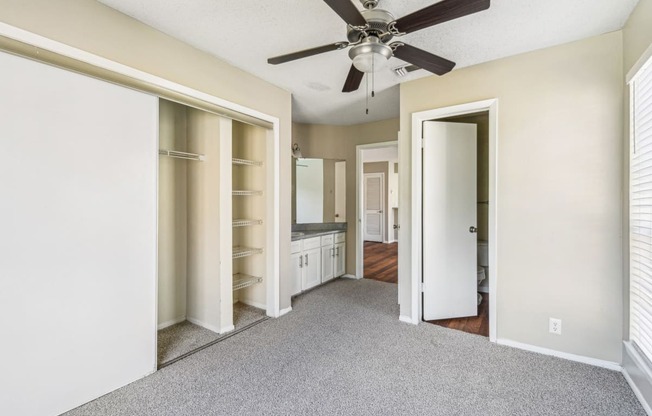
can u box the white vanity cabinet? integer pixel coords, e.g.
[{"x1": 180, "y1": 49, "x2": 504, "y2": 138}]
[
  {"x1": 334, "y1": 232, "x2": 346, "y2": 278},
  {"x1": 321, "y1": 232, "x2": 346, "y2": 283},
  {"x1": 291, "y1": 237, "x2": 322, "y2": 294}
]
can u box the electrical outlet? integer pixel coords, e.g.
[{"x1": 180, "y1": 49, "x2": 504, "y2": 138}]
[{"x1": 549, "y1": 318, "x2": 562, "y2": 335}]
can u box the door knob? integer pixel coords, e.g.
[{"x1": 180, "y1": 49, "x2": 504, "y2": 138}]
[{"x1": 469, "y1": 226, "x2": 477, "y2": 233}]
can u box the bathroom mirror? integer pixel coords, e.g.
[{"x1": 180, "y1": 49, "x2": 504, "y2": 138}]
[{"x1": 294, "y1": 158, "x2": 346, "y2": 224}]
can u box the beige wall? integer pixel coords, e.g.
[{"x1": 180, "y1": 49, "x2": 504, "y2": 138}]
[
  {"x1": 158, "y1": 100, "x2": 188, "y2": 326},
  {"x1": 624, "y1": 0, "x2": 652, "y2": 73},
  {"x1": 293, "y1": 118, "x2": 400, "y2": 274},
  {"x1": 0, "y1": 0, "x2": 293, "y2": 310},
  {"x1": 400, "y1": 32, "x2": 624, "y2": 362}
]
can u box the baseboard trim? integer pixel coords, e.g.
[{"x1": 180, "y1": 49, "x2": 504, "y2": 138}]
[
  {"x1": 238, "y1": 299, "x2": 267, "y2": 310},
  {"x1": 279, "y1": 306, "x2": 292, "y2": 316},
  {"x1": 342, "y1": 274, "x2": 360, "y2": 279},
  {"x1": 399, "y1": 315, "x2": 417, "y2": 325},
  {"x1": 623, "y1": 341, "x2": 652, "y2": 416},
  {"x1": 186, "y1": 317, "x2": 221, "y2": 334},
  {"x1": 219, "y1": 325, "x2": 235, "y2": 334},
  {"x1": 497, "y1": 338, "x2": 621, "y2": 371},
  {"x1": 157, "y1": 316, "x2": 185, "y2": 330}
]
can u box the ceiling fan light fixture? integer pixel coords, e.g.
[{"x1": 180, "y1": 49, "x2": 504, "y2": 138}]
[{"x1": 348, "y1": 37, "x2": 392, "y2": 73}]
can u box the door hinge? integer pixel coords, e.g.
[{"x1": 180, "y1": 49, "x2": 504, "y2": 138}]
[
  {"x1": 420, "y1": 137, "x2": 425, "y2": 148},
  {"x1": 420, "y1": 281, "x2": 425, "y2": 292}
]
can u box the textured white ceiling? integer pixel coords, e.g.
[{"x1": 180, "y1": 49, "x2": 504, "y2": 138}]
[{"x1": 98, "y1": 0, "x2": 639, "y2": 125}]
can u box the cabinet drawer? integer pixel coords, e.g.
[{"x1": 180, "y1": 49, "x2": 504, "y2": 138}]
[
  {"x1": 302, "y1": 236, "x2": 321, "y2": 251},
  {"x1": 290, "y1": 240, "x2": 302, "y2": 254},
  {"x1": 334, "y1": 232, "x2": 346, "y2": 243},
  {"x1": 321, "y1": 234, "x2": 334, "y2": 247}
]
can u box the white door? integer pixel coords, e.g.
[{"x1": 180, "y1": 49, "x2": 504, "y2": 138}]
[
  {"x1": 364, "y1": 173, "x2": 384, "y2": 242},
  {"x1": 422, "y1": 121, "x2": 477, "y2": 320},
  {"x1": 321, "y1": 245, "x2": 334, "y2": 283},
  {"x1": 301, "y1": 247, "x2": 321, "y2": 290},
  {"x1": 334, "y1": 161, "x2": 346, "y2": 222}
]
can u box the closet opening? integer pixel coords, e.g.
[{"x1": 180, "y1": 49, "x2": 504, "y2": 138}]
[{"x1": 157, "y1": 99, "x2": 270, "y2": 367}]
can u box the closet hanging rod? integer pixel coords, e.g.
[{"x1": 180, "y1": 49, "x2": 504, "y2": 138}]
[{"x1": 159, "y1": 149, "x2": 205, "y2": 161}]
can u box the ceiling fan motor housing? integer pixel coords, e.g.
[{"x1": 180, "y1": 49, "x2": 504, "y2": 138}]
[{"x1": 347, "y1": 8, "x2": 395, "y2": 43}]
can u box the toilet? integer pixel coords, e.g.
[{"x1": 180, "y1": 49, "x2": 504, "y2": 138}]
[
  {"x1": 477, "y1": 240, "x2": 489, "y2": 304},
  {"x1": 477, "y1": 239, "x2": 489, "y2": 290}
]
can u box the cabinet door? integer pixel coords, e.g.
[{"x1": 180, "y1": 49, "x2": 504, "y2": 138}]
[
  {"x1": 321, "y1": 245, "x2": 334, "y2": 283},
  {"x1": 334, "y1": 243, "x2": 346, "y2": 277},
  {"x1": 302, "y1": 247, "x2": 322, "y2": 290},
  {"x1": 290, "y1": 252, "x2": 303, "y2": 296}
]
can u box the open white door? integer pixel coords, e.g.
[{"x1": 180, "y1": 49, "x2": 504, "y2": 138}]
[
  {"x1": 423, "y1": 121, "x2": 477, "y2": 320},
  {"x1": 364, "y1": 173, "x2": 384, "y2": 242}
]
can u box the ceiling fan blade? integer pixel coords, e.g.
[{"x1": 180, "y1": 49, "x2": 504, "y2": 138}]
[
  {"x1": 392, "y1": 43, "x2": 456, "y2": 76},
  {"x1": 342, "y1": 65, "x2": 364, "y2": 93},
  {"x1": 268, "y1": 42, "x2": 347, "y2": 65},
  {"x1": 393, "y1": 0, "x2": 490, "y2": 34},
  {"x1": 323, "y1": 0, "x2": 367, "y2": 27}
]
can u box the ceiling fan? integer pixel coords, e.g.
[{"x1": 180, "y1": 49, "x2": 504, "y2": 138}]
[{"x1": 267, "y1": 0, "x2": 491, "y2": 93}]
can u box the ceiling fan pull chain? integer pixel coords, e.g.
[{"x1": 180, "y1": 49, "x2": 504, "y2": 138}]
[
  {"x1": 365, "y1": 73, "x2": 369, "y2": 115},
  {"x1": 371, "y1": 58, "x2": 375, "y2": 98}
]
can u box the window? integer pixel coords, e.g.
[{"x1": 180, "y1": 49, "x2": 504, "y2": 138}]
[{"x1": 630, "y1": 54, "x2": 652, "y2": 362}]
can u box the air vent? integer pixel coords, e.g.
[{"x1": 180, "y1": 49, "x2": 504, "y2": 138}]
[{"x1": 393, "y1": 64, "x2": 420, "y2": 77}]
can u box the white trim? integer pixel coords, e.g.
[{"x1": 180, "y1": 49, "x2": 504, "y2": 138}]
[
  {"x1": 497, "y1": 338, "x2": 622, "y2": 371},
  {"x1": 399, "y1": 315, "x2": 417, "y2": 325},
  {"x1": 157, "y1": 316, "x2": 186, "y2": 331},
  {"x1": 186, "y1": 317, "x2": 222, "y2": 334},
  {"x1": 239, "y1": 299, "x2": 267, "y2": 311},
  {"x1": 355, "y1": 141, "x2": 399, "y2": 280},
  {"x1": 278, "y1": 306, "x2": 293, "y2": 317},
  {"x1": 410, "y1": 99, "x2": 499, "y2": 341},
  {"x1": 342, "y1": 273, "x2": 360, "y2": 279},
  {"x1": 623, "y1": 369, "x2": 652, "y2": 416},
  {"x1": 0, "y1": 22, "x2": 283, "y2": 354},
  {"x1": 627, "y1": 42, "x2": 652, "y2": 84},
  {"x1": 623, "y1": 341, "x2": 652, "y2": 415}
]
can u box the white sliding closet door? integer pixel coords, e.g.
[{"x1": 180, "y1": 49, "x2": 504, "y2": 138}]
[{"x1": 0, "y1": 51, "x2": 158, "y2": 416}]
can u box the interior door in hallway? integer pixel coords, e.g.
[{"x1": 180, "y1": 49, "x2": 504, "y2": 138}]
[
  {"x1": 422, "y1": 121, "x2": 477, "y2": 321},
  {"x1": 364, "y1": 173, "x2": 384, "y2": 242}
]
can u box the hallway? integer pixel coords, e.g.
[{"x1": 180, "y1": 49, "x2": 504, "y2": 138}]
[{"x1": 364, "y1": 242, "x2": 398, "y2": 283}]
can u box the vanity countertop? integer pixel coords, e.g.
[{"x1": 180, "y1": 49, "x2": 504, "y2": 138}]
[{"x1": 291, "y1": 229, "x2": 345, "y2": 241}]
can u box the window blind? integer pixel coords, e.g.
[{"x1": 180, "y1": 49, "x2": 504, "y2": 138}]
[{"x1": 630, "y1": 55, "x2": 652, "y2": 363}]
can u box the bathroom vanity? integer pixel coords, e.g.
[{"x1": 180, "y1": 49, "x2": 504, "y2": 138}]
[{"x1": 290, "y1": 230, "x2": 346, "y2": 295}]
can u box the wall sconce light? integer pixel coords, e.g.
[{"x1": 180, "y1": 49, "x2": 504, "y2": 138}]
[{"x1": 292, "y1": 143, "x2": 303, "y2": 159}]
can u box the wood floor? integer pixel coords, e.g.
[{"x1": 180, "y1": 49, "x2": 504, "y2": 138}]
[
  {"x1": 364, "y1": 241, "x2": 398, "y2": 283},
  {"x1": 427, "y1": 293, "x2": 489, "y2": 337},
  {"x1": 364, "y1": 240, "x2": 488, "y2": 337}
]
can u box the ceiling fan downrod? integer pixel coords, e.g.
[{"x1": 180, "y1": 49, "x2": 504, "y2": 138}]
[{"x1": 360, "y1": 0, "x2": 378, "y2": 10}]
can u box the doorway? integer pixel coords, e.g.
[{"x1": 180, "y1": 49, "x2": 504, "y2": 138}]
[
  {"x1": 422, "y1": 113, "x2": 490, "y2": 337},
  {"x1": 406, "y1": 99, "x2": 498, "y2": 342},
  {"x1": 357, "y1": 142, "x2": 399, "y2": 284}
]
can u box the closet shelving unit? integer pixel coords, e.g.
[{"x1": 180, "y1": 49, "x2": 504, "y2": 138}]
[{"x1": 231, "y1": 129, "x2": 265, "y2": 302}]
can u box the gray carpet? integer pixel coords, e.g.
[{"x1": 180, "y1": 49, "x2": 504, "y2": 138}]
[
  {"x1": 158, "y1": 302, "x2": 266, "y2": 365},
  {"x1": 68, "y1": 279, "x2": 643, "y2": 416}
]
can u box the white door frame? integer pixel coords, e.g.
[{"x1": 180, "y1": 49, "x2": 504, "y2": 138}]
[
  {"x1": 409, "y1": 99, "x2": 498, "y2": 342},
  {"x1": 356, "y1": 141, "x2": 399, "y2": 279},
  {"x1": 363, "y1": 172, "x2": 385, "y2": 243}
]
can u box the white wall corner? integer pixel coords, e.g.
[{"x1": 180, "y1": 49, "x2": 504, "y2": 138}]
[
  {"x1": 342, "y1": 274, "x2": 361, "y2": 280},
  {"x1": 278, "y1": 306, "x2": 293, "y2": 317},
  {"x1": 399, "y1": 315, "x2": 418, "y2": 325},
  {"x1": 623, "y1": 342, "x2": 652, "y2": 415},
  {"x1": 497, "y1": 338, "x2": 622, "y2": 371}
]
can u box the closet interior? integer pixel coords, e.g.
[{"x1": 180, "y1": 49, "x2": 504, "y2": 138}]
[{"x1": 157, "y1": 99, "x2": 269, "y2": 366}]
